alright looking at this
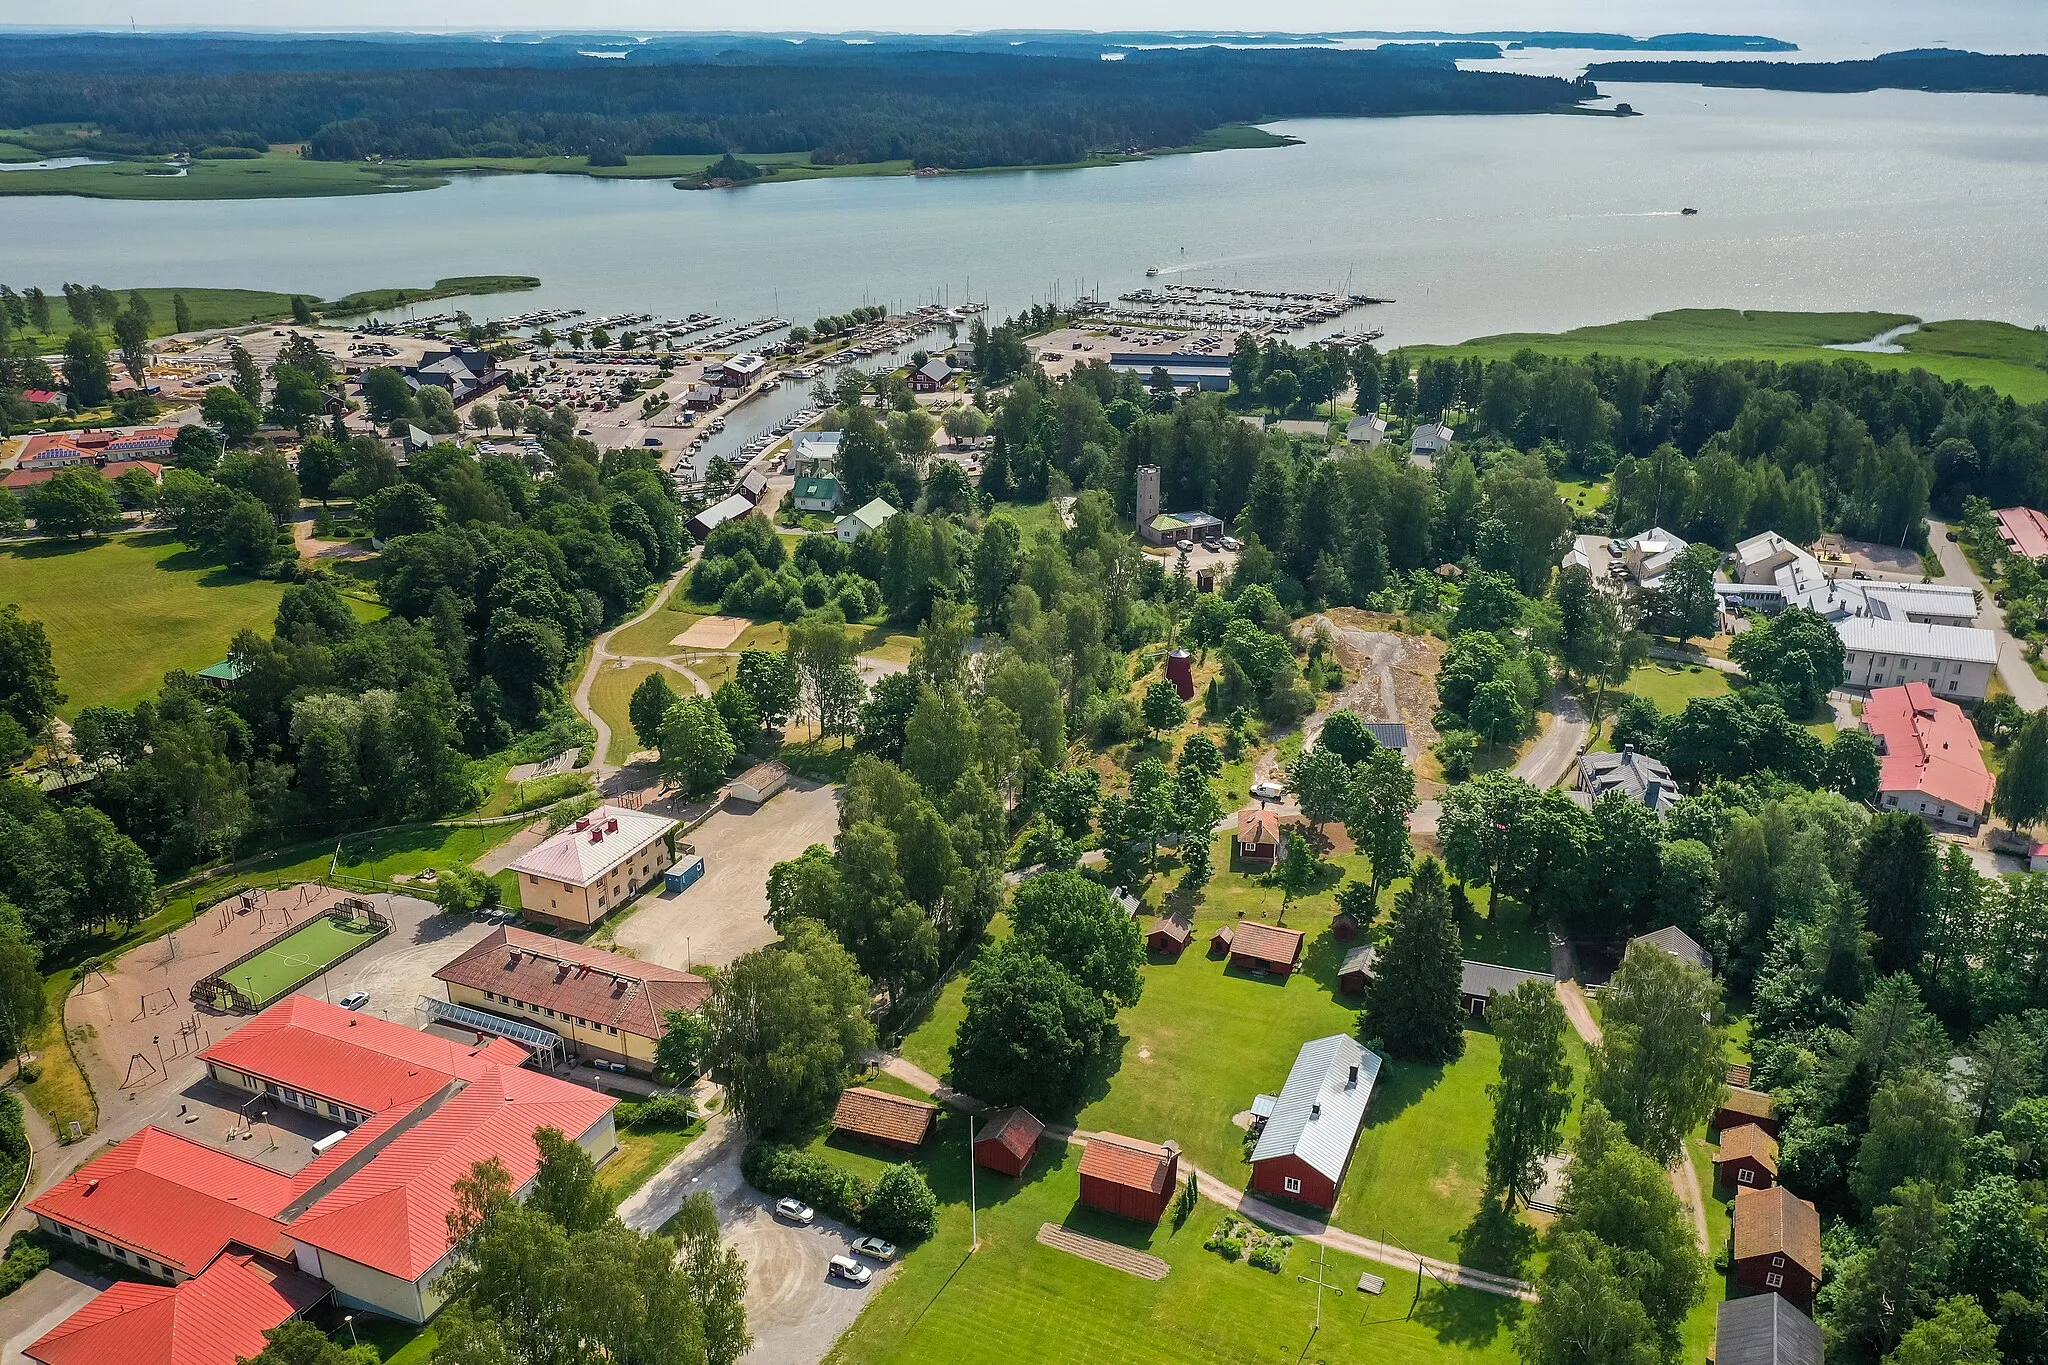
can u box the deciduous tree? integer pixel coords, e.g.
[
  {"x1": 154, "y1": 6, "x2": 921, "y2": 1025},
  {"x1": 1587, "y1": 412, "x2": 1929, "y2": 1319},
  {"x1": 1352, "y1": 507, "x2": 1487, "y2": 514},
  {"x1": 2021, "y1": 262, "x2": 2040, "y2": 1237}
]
[
  {"x1": 1589, "y1": 942, "x2": 1723, "y2": 1164},
  {"x1": 1485, "y1": 978, "x2": 1574, "y2": 1209}
]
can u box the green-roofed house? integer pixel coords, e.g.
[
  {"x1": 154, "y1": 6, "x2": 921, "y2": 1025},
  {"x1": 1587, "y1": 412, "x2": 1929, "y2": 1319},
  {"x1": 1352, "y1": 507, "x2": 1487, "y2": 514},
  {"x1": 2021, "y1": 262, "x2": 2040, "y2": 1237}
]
[
  {"x1": 794, "y1": 474, "x2": 842, "y2": 513},
  {"x1": 835, "y1": 497, "x2": 900, "y2": 544},
  {"x1": 195, "y1": 658, "x2": 248, "y2": 692}
]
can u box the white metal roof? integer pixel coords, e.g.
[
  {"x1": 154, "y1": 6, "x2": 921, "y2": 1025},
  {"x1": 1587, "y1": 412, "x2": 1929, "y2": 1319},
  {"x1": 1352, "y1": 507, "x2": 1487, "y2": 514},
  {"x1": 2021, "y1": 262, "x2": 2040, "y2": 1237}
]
[
  {"x1": 1249, "y1": 1034, "x2": 1380, "y2": 1183},
  {"x1": 1836, "y1": 615, "x2": 1998, "y2": 664}
]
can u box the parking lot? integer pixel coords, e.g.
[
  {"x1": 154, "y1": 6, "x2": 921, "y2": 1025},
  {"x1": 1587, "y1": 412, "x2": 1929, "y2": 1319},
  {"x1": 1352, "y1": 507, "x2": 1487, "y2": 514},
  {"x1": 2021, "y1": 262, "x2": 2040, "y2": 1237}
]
[{"x1": 608, "y1": 780, "x2": 840, "y2": 971}]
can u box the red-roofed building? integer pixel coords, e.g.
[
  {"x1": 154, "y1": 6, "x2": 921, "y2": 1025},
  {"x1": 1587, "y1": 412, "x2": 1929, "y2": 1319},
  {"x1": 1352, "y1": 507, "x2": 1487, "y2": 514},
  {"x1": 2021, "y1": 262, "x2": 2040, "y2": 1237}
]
[
  {"x1": 23, "y1": 1250, "x2": 326, "y2": 1365},
  {"x1": 1862, "y1": 682, "x2": 1994, "y2": 829},
  {"x1": 1996, "y1": 506, "x2": 2048, "y2": 562},
  {"x1": 30, "y1": 994, "x2": 617, "y2": 1356},
  {"x1": 20, "y1": 389, "x2": 64, "y2": 408},
  {"x1": 1078, "y1": 1132, "x2": 1180, "y2": 1224},
  {"x1": 973, "y1": 1107, "x2": 1044, "y2": 1178},
  {"x1": 199, "y1": 993, "x2": 532, "y2": 1124}
]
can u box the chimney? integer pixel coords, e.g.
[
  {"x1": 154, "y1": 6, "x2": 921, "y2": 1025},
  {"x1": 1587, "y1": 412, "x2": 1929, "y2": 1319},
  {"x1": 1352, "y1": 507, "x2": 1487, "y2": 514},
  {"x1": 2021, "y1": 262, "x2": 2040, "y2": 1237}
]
[
  {"x1": 589, "y1": 828, "x2": 603, "y2": 843},
  {"x1": 1620, "y1": 743, "x2": 1634, "y2": 759},
  {"x1": 1309, "y1": 1103, "x2": 1321, "y2": 1120},
  {"x1": 574, "y1": 817, "x2": 591, "y2": 832},
  {"x1": 606, "y1": 817, "x2": 619, "y2": 833},
  {"x1": 1348, "y1": 1064, "x2": 1359, "y2": 1087}
]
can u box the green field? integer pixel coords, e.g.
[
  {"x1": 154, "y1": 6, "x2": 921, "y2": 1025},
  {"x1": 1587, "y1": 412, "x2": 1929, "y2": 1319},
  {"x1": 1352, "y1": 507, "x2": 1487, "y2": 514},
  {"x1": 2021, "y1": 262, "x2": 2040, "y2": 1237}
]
[
  {"x1": 1412, "y1": 309, "x2": 2048, "y2": 402},
  {"x1": 590, "y1": 660, "x2": 670, "y2": 766},
  {"x1": 823, "y1": 1107, "x2": 1521, "y2": 1365},
  {"x1": 1622, "y1": 661, "x2": 1732, "y2": 713},
  {"x1": 0, "y1": 150, "x2": 434, "y2": 201},
  {"x1": 2, "y1": 533, "x2": 289, "y2": 716},
  {"x1": 216, "y1": 913, "x2": 383, "y2": 1007},
  {"x1": 10, "y1": 277, "x2": 539, "y2": 347}
]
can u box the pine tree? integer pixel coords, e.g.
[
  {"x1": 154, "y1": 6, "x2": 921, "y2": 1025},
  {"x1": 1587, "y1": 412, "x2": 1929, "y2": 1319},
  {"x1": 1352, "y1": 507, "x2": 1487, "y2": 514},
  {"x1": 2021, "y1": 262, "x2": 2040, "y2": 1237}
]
[{"x1": 1362, "y1": 856, "x2": 1465, "y2": 1064}]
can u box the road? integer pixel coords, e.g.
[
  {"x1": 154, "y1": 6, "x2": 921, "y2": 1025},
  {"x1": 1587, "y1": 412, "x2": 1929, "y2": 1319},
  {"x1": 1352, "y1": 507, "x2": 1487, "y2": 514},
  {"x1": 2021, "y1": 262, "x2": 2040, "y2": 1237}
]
[
  {"x1": 1927, "y1": 519, "x2": 2048, "y2": 710},
  {"x1": 617, "y1": 1111, "x2": 888, "y2": 1365},
  {"x1": 1412, "y1": 687, "x2": 1589, "y2": 837}
]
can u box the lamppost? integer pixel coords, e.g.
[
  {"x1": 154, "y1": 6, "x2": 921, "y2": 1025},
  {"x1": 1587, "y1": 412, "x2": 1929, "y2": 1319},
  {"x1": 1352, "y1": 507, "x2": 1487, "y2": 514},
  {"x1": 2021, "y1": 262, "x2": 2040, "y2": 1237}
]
[
  {"x1": 343, "y1": 1315, "x2": 358, "y2": 1348},
  {"x1": 967, "y1": 1114, "x2": 978, "y2": 1252}
]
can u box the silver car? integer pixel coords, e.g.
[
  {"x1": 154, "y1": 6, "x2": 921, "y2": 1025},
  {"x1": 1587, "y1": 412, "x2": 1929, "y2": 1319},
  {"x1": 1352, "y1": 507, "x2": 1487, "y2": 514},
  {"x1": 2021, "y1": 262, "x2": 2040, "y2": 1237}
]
[{"x1": 774, "y1": 1197, "x2": 815, "y2": 1225}]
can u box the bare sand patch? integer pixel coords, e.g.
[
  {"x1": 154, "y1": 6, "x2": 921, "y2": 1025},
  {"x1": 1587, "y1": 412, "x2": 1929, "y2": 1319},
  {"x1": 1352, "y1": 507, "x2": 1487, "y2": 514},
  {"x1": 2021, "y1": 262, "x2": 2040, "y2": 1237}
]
[{"x1": 674, "y1": 615, "x2": 749, "y2": 649}]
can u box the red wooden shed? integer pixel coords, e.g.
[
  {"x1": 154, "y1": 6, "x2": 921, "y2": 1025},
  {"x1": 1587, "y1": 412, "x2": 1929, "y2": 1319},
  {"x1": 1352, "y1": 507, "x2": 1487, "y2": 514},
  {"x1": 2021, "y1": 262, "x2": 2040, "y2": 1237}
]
[
  {"x1": 1077, "y1": 1133, "x2": 1180, "y2": 1224},
  {"x1": 1225, "y1": 922, "x2": 1306, "y2": 978},
  {"x1": 1234, "y1": 808, "x2": 1284, "y2": 864},
  {"x1": 973, "y1": 1107, "x2": 1044, "y2": 1178},
  {"x1": 1146, "y1": 919, "x2": 1192, "y2": 957}
]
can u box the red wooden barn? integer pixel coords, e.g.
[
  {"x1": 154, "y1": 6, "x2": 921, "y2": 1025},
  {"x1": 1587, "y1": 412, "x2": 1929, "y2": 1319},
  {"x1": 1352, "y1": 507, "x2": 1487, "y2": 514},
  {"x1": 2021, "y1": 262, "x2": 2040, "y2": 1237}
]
[
  {"x1": 1225, "y1": 921, "x2": 1305, "y2": 978},
  {"x1": 973, "y1": 1107, "x2": 1043, "y2": 1178},
  {"x1": 1077, "y1": 1133, "x2": 1180, "y2": 1224},
  {"x1": 1146, "y1": 919, "x2": 1192, "y2": 957},
  {"x1": 1248, "y1": 1035, "x2": 1380, "y2": 1209},
  {"x1": 1732, "y1": 1185, "x2": 1822, "y2": 1309},
  {"x1": 832, "y1": 1086, "x2": 939, "y2": 1151}
]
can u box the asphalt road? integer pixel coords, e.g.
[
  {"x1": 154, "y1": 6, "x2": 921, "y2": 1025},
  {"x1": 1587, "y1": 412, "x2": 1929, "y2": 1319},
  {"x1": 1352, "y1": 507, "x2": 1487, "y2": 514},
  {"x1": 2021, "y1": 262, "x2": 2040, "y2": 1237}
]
[{"x1": 1927, "y1": 519, "x2": 2048, "y2": 710}]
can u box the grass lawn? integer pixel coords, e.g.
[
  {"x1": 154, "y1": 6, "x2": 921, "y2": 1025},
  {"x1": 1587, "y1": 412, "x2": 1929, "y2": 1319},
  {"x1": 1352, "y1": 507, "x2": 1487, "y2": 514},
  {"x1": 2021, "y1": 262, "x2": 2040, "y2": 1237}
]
[
  {"x1": 989, "y1": 498, "x2": 1067, "y2": 545},
  {"x1": 4, "y1": 533, "x2": 287, "y2": 716},
  {"x1": 823, "y1": 1109, "x2": 1522, "y2": 1365},
  {"x1": 597, "y1": 1120, "x2": 704, "y2": 1200},
  {"x1": 332, "y1": 821, "x2": 528, "y2": 885},
  {"x1": 589, "y1": 660, "x2": 668, "y2": 766},
  {"x1": 1411, "y1": 308, "x2": 2048, "y2": 402},
  {"x1": 1682, "y1": 1136, "x2": 1734, "y2": 1364},
  {"x1": 1555, "y1": 477, "x2": 1610, "y2": 513},
  {"x1": 1622, "y1": 661, "x2": 1731, "y2": 714}
]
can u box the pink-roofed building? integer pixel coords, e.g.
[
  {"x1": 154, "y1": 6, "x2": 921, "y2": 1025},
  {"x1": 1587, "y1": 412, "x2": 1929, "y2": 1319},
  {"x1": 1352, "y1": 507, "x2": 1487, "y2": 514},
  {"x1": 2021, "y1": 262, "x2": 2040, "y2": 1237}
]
[
  {"x1": 507, "y1": 803, "x2": 678, "y2": 929},
  {"x1": 1862, "y1": 681, "x2": 1994, "y2": 829},
  {"x1": 1996, "y1": 507, "x2": 2048, "y2": 563}
]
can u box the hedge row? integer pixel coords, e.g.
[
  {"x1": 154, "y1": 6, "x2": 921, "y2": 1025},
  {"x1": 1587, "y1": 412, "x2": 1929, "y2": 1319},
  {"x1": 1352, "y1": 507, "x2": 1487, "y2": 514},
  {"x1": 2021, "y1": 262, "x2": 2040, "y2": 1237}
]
[{"x1": 742, "y1": 1142, "x2": 937, "y2": 1244}]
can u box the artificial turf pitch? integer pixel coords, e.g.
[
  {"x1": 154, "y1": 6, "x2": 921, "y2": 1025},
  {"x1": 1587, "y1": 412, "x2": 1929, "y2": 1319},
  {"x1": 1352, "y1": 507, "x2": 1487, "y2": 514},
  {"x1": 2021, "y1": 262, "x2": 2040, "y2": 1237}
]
[{"x1": 225, "y1": 915, "x2": 382, "y2": 1007}]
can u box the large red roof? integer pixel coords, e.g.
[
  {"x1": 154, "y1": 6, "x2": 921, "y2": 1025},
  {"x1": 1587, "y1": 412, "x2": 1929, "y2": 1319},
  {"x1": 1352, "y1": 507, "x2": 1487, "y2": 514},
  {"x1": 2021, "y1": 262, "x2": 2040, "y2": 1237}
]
[
  {"x1": 24, "y1": 1251, "x2": 324, "y2": 1365},
  {"x1": 282, "y1": 1064, "x2": 614, "y2": 1280},
  {"x1": 26, "y1": 1128, "x2": 294, "y2": 1276},
  {"x1": 199, "y1": 994, "x2": 530, "y2": 1113},
  {"x1": 1997, "y1": 506, "x2": 2048, "y2": 562},
  {"x1": 1078, "y1": 1132, "x2": 1177, "y2": 1194},
  {"x1": 1863, "y1": 682, "x2": 1994, "y2": 815}
]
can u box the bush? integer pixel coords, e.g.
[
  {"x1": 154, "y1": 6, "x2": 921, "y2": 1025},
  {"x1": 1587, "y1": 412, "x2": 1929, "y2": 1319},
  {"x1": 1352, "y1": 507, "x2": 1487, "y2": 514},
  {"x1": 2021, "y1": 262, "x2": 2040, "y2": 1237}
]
[
  {"x1": 865, "y1": 1163, "x2": 938, "y2": 1243},
  {"x1": 435, "y1": 866, "x2": 497, "y2": 916},
  {"x1": 0, "y1": 1232, "x2": 51, "y2": 1299},
  {"x1": 621, "y1": 1092, "x2": 698, "y2": 1130},
  {"x1": 742, "y1": 1142, "x2": 872, "y2": 1226},
  {"x1": 1248, "y1": 1239, "x2": 1290, "y2": 1272}
]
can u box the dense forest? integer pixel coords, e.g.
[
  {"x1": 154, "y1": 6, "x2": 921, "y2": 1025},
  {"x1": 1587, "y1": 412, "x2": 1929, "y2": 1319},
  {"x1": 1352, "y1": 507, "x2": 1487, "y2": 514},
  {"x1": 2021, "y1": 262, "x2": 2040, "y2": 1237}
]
[
  {"x1": 1589, "y1": 49, "x2": 2048, "y2": 96},
  {"x1": 0, "y1": 46, "x2": 1589, "y2": 168}
]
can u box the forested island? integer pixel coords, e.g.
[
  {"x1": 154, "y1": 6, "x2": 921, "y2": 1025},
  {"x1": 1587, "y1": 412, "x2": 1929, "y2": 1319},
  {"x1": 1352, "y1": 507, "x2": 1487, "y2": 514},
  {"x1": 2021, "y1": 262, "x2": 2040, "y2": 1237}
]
[
  {"x1": 1589, "y1": 49, "x2": 2048, "y2": 97},
  {"x1": 0, "y1": 45, "x2": 1591, "y2": 180}
]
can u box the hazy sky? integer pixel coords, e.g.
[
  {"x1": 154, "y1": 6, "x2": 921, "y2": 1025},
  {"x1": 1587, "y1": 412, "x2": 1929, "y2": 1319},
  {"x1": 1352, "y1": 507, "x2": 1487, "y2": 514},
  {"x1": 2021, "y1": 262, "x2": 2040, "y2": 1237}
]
[{"x1": 3, "y1": 0, "x2": 2038, "y2": 53}]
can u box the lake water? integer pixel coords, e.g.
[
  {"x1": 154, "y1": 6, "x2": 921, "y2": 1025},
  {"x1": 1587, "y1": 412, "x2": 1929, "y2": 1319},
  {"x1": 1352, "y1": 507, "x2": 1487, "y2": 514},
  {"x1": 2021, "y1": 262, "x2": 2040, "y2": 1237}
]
[{"x1": 5, "y1": 81, "x2": 2048, "y2": 346}]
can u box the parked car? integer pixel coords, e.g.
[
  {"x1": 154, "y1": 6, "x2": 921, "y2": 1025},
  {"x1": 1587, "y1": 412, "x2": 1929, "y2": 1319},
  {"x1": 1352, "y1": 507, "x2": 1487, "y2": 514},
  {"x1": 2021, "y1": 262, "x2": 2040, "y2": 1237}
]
[
  {"x1": 1250, "y1": 779, "x2": 1285, "y2": 802},
  {"x1": 1220, "y1": 536, "x2": 1241, "y2": 551},
  {"x1": 850, "y1": 1236, "x2": 897, "y2": 1262},
  {"x1": 1946, "y1": 530, "x2": 1960, "y2": 542},
  {"x1": 774, "y1": 1198, "x2": 815, "y2": 1225},
  {"x1": 1851, "y1": 569, "x2": 1871, "y2": 580},
  {"x1": 828, "y1": 1255, "x2": 872, "y2": 1285},
  {"x1": 1176, "y1": 539, "x2": 1194, "y2": 552},
  {"x1": 339, "y1": 991, "x2": 370, "y2": 1011}
]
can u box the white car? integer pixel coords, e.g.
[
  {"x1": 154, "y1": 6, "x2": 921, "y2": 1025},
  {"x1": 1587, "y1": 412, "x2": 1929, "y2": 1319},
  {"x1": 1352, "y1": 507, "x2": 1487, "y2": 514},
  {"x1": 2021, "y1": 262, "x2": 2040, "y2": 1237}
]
[
  {"x1": 774, "y1": 1197, "x2": 815, "y2": 1225},
  {"x1": 828, "y1": 1254, "x2": 872, "y2": 1285},
  {"x1": 1175, "y1": 539, "x2": 1194, "y2": 553},
  {"x1": 1220, "y1": 536, "x2": 1241, "y2": 551}
]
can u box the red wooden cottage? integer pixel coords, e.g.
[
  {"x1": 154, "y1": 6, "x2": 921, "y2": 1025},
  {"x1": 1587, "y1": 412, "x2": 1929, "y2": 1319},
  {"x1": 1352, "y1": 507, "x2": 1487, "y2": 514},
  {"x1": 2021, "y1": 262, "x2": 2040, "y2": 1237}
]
[
  {"x1": 973, "y1": 1107, "x2": 1044, "y2": 1178},
  {"x1": 1248, "y1": 1035, "x2": 1380, "y2": 1209},
  {"x1": 1715, "y1": 1123, "x2": 1780, "y2": 1192},
  {"x1": 1733, "y1": 1185, "x2": 1822, "y2": 1309},
  {"x1": 832, "y1": 1086, "x2": 939, "y2": 1151},
  {"x1": 1714, "y1": 1085, "x2": 1779, "y2": 1138},
  {"x1": 1224, "y1": 921, "x2": 1306, "y2": 978},
  {"x1": 1077, "y1": 1133, "x2": 1180, "y2": 1224},
  {"x1": 1146, "y1": 919, "x2": 1192, "y2": 957},
  {"x1": 1234, "y1": 808, "x2": 1285, "y2": 865}
]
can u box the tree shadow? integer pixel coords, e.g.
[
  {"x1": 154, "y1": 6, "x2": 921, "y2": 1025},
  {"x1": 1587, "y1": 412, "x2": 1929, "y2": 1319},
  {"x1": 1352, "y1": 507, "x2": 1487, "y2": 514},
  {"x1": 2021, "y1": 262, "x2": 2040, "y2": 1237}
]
[
  {"x1": 1414, "y1": 1266, "x2": 1525, "y2": 1346},
  {"x1": 1451, "y1": 1200, "x2": 1538, "y2": 1280},
  {"x1": 1356, "y1": 1053, "x2": 1444, "y2": 1132}
]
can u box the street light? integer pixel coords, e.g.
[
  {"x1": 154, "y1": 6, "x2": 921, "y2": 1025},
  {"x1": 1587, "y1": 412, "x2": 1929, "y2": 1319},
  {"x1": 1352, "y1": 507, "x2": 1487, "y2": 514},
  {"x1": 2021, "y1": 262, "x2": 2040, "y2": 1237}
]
[{"x1": 343, "y1": 1315, "x2": 358, "y2": 1348}]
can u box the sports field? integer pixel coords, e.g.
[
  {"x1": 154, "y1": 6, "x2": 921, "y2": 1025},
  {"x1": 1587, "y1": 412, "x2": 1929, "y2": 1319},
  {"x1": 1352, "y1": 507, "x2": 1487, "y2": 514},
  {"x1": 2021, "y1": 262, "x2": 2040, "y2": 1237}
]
[{"x1": 222, "y1": 913, "x2": 383, "y2": 1007}]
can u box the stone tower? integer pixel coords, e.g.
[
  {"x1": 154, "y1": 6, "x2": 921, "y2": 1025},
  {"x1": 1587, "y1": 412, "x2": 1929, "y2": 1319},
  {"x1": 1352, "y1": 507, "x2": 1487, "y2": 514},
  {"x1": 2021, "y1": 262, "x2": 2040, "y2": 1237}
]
[{"x1": 1136, "y1": 464, "x2": 1162, "y2": 528}]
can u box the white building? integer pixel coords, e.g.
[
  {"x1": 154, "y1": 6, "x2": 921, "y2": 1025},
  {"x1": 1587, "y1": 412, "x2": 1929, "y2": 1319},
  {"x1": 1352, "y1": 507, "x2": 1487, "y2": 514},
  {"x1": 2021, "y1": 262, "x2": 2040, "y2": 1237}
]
[
  {"x1": 835, "y1": 496, "x2": 900, "y2": 543},
  {"x1": 1836, "y1": 616, "x2": 1998, "y2": 701},
  {"x1": 508, "y1": 804, "x2": 679, "y2": 928},
  {"x1": 1410, "y1": 422, "x2": 1455, "y2": 458},
  {"x1": 1345, "y1": 414, "x2": 1388, "y2": 448},
  {"x1": 790, "y1": 430, "x2": 842, "y2": 477}
]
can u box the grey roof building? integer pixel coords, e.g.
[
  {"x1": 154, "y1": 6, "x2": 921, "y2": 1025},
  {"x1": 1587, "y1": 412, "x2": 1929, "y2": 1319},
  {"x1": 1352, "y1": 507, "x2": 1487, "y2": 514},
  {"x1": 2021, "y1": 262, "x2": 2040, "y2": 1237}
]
[
  {"x1": 1249, "y1": 1034, "x2": 1381, "y2": 1186},
  {"x1": 1458, "y1": 961, "x2": 1556, "y2": 1016},
  {"x1": 1630, "y1": 925, "x2": 1712, "y2": 972},
  {"x1": 1715, "y1": 1293, "x2": 1821, "y2": 1365},
  {"x1": 1578, "y1": 745, "x2": 1680, "y2": 816}
]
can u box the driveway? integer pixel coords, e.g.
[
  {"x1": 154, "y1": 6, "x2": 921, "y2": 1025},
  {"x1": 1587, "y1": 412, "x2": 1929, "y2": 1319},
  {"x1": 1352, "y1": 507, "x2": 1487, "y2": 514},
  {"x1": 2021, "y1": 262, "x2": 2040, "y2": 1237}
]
[
  {"x1": 0, "y1": 1263, "x2": 109, "y2": 1365},
  {"x1": 608, "y1": 781, "x2": 840, "y2": 971},
  {"x1": 618, "y1": 1113, "x2": 888, "y2": 1365},
  {"x1": 1927, "y1": 519, "x2": 2048, "y2": 710}
]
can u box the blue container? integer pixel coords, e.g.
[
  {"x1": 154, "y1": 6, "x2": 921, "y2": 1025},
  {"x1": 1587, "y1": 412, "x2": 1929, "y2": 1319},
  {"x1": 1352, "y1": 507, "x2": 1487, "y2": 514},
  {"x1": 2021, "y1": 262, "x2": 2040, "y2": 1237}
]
[{"x1": 665, "y1": 857, "x2": 706, "y2": 893}]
